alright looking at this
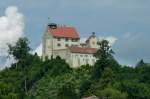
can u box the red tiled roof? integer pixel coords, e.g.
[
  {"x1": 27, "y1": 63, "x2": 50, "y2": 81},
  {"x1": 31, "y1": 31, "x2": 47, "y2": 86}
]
[
  {"x1": 68, "y1": 46, "x2": 97, "y2": 54},
  {"x1": 48, "y1": 27, "x2": 80, "y2": 39}
]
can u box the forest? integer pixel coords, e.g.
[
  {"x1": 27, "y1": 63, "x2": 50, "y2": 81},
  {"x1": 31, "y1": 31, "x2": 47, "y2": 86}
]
[{"x1": 0, "y1": 37, "x2": 150, "y2": 99}]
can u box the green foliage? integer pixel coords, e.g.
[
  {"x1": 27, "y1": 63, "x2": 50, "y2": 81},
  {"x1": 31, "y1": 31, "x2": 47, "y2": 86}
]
[
  {"x1": 0, "y1": 82, "x2": 18, "y2": 99},
  {"x1": 47, "y1": 56, "x2": 71, "y2": 76},
  {"x1": 99, "y1": 68, "x2": 116, "y2": 87},
  {"x1": 27, "y1": 73, "x2": 79, "y2": 99},
  {"x1": 119, "y1": 80, "x2": 150, "y2": 99},
  {"x1": 1, "y1": 38, "x2": 150, "y2": 99},
  {"x1": 92, "y1": 40, "x2": 115, "y2": 80},
  {"x1": 8, "y1": 37, "x2": 30, "y2": 61},
  {"x1": 57, "y1": 82, "x2": 79, "y2": 99},
  {"x1": 136, "y1": 59, "x2": 146, "y2": 67},
  {"x1": 94, "y1": 40, "x2": 114, "y2": 60},
  {"x1": 95, "y1": 87, "x2": 127, "y2": 99}
]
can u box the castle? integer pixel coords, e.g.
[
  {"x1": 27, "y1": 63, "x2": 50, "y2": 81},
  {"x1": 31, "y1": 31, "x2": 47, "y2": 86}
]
[{"x1": 42, "y1": 23, "x2": 99, "y2": 68}]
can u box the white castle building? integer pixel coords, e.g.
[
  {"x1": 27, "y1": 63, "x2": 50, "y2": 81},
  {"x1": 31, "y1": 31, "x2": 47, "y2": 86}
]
[{"x1": 42, "y1": 23, "x2": 99, "y2": 68}]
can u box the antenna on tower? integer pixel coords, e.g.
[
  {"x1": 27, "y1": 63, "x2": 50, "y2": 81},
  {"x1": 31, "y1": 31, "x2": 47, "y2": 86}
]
[{"x1": 48, "y1": 17, "x2": 51, "y2": 24}]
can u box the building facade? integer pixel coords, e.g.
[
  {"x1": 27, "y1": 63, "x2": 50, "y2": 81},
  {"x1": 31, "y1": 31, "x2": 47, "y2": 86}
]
[{"x1": 42, "y1": 23, "x2": 99, "y2": 68}]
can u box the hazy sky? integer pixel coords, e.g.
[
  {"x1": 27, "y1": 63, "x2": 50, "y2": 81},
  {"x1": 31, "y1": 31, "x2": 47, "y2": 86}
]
[{"x1": 0, "y1": 0, "x2": 150, "y2": 66}]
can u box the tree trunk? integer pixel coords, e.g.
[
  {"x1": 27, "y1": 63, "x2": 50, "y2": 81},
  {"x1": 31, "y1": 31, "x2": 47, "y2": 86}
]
[{"x1": 24, "y1": 79, "x2": 27, "y2": 94}]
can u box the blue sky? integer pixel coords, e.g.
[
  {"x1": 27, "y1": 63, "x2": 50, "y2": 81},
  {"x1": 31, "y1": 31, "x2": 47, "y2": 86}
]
[{"x1": 0, "y1": 0, "x2": 150, "y2": 66}]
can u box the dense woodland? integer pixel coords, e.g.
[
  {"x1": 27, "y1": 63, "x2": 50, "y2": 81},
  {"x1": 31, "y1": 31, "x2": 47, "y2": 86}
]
[{"x1": 0, "y1": 37, "x2": 150, "y2": 99}]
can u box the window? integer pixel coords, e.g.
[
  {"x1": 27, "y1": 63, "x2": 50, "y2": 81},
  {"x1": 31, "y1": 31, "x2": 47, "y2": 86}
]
[
  {"x1": 57, "y1": 38, "x2": 61, "y2": 41},
  {"x1": 92, "y1": 42, "x2": 95, "y2": 45},
  {"x1": 72, "y1": 39, "x2": 77, "y2": 42},
  {"x1": 65, "y1": 44, "x2": 69, "y2": 47},
  {"x1": 72, "y1": 39, "x2": 74, "y2": 42},
  {"x1": 57, "y1": 43, "x2": 61, "y2": 47},
  {"x1": 85, "y1": 55, "x2": 88, "y2": 57},
  {"x1": 66, "y1": 38, "x2": 69, "y2": 41}
]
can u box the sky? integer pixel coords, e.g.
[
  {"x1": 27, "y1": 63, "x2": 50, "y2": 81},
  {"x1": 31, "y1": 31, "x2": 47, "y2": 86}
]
[{"x1": 0, "y1": 0, "x2": 150, "y2": 68}]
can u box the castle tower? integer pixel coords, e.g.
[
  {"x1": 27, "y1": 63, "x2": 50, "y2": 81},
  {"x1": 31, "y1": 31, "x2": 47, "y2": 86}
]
[
  {"x1": 86, "y1": 32, "x2": 99, "y2": 48},
  {"x1": 42, "y1": 23, "x2": 80, "y2": 60}
]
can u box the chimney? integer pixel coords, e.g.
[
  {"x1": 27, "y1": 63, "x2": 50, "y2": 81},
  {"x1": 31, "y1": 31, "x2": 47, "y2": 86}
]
[{"x1": 48, "y1": 23, "x2": 57, "y2": 29}]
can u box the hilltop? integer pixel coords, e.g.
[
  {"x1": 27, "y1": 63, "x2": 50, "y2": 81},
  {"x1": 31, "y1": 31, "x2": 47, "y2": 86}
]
[{"x1": 0, "y1": 37, "x2": 150, "y2": 99}]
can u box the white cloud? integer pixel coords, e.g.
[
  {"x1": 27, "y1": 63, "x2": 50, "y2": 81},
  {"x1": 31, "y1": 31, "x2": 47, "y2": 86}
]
[
  {"x1": 99, "y1": 36, "x2": 118, "y2": 46},
  {"x1": 0, "y1": 6, "x2": 24, "y2": 69},
  {"x1": 80, "y1": 38, "x2": 87, "y2": 43}
]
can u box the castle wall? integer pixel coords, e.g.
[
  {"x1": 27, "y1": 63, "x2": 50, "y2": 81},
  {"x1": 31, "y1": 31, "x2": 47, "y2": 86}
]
[
  {"x1": 70, "y1": 53, "x2": 97, "y2": 68},
  {"x1": 42, "y1": 31, "x2": 80, "y2": 60},
  {"x1": 42, "y1": 26, "x2": 98, "y2": 68},
  {"x1": 42, "y1": 32, "x2": 53, "y2": 59},
  {"x1": 86, "y1": 34, "x2": 99, "y2": 48},
  {"x1": 53, "y1": 37, "x2": 80, "y2": 50}
]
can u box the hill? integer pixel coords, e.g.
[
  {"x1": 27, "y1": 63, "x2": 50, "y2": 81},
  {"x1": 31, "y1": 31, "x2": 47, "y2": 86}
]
[{"x1": 0, "y1": 37, "x2": 150, "y2": 99}]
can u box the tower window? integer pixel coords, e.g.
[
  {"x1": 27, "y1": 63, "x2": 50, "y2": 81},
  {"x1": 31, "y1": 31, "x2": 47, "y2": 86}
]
[
  {"x1": 92, "y1": 42, "x2": 95, "y2": 45},
  {"x1": 85, "y1": 55, "x2": 88, "y2": 57},
  {"x1": 57, "y1": 38, "x2": 61, "y2": 41},
  {"x1": 57, "y1": 43, "x2": 61, "y2": 47}
]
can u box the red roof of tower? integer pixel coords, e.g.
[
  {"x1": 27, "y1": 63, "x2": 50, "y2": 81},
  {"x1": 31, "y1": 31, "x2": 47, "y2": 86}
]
[{"x1": 48, "y1": 26, "x2": 80, "y2": 39}]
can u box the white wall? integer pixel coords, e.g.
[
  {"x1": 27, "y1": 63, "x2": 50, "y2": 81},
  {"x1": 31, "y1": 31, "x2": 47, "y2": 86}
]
[
  {"x1": 43, "y1": 31, "x2": 80, "y2": 59},
  {"x1": 70, "y1": 53, "x2": 97, "y2": 68},
  {"x1": 42, "y1": 32, "x2": 53, "y2": 59},
  {"x1": 86, "y1": 37, "x2": 99, "y2": 48},
  {"x1": 43, "y1": 31, "x2": 97, "y2": 68},
  {"x1": 53, "y1": 37, "x2": 80, "y2": 50}
]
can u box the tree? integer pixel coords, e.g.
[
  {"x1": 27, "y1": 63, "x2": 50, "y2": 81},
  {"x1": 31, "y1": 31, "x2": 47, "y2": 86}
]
[
  {"x1": 57, "y1": 82, "x2": 79, "y2": 99},
  {"x1": 94, "y1": 40, "x2": 114, "y2": 60},
  {"x1": 8, "y1": 37, "x2": 30, "y2": 65},
  {"x1": 95, "y1": 87, "x2": 127, "y2": 99},
  {"x1": 0, "y1": 82, "x2": 18, "y2": 99},
  {"x1": 136, "y1": 59, "x2": 146, "y2": 67},
  {"x1": 99, "y1": 68, "x2": 116, "y2": 87},
  {"x1": 85, "y1": 68, "x2": 116, "y2": 96},
  {"x1": 92, "y1": 40, "x2": 114, "y2": 80},
  {"x1": 80, "y1": 40, "x2": 115, "y2": 97},
  {"x1": 8, "y1": 37, "x2": 32, "y2": 95},
  {"x1": 120, "y1": 80, "x2": 150, "y2": 99}
]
